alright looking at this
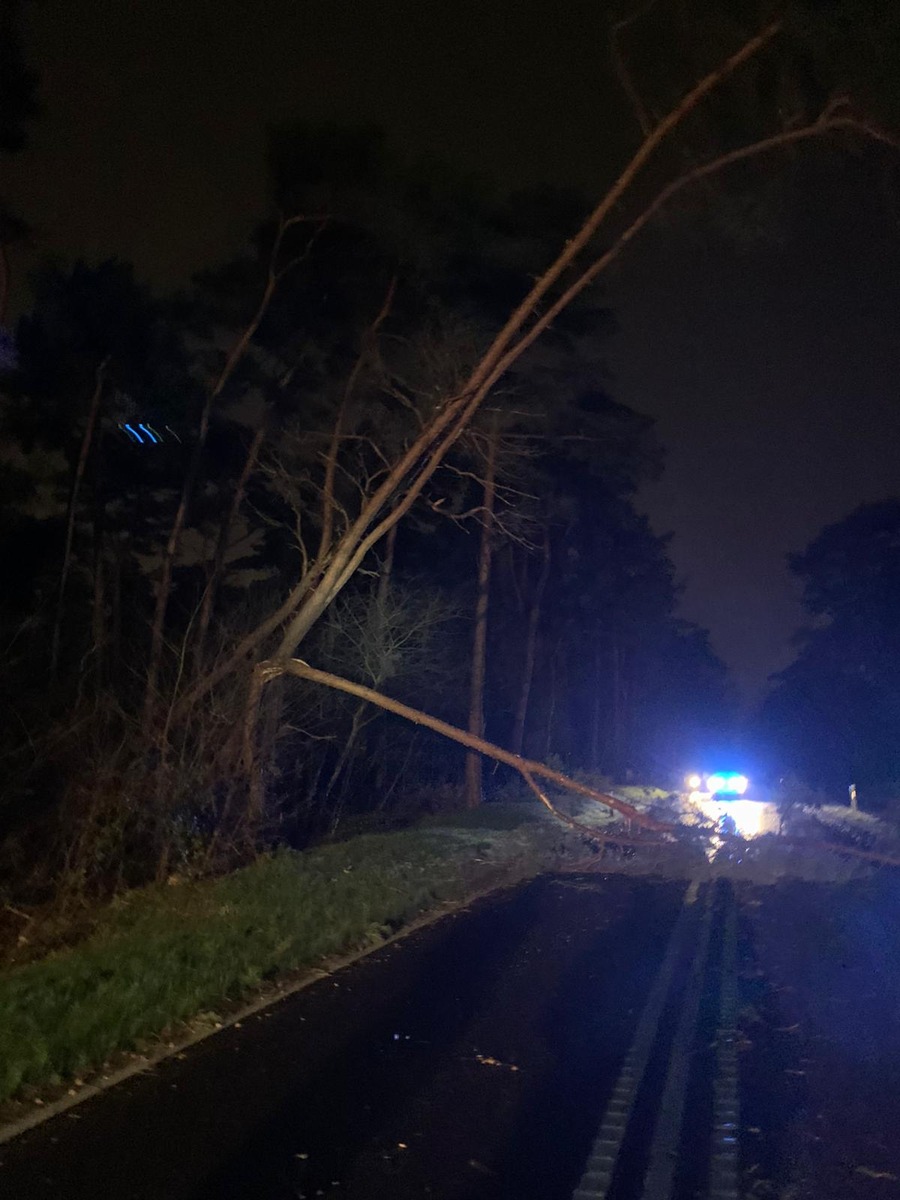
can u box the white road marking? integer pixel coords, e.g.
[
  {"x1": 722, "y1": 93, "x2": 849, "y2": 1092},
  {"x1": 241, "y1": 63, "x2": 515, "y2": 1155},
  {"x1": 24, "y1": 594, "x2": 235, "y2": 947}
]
[
  {"x1": 571, "y1": 880, "x2": 701, "y2": 1200},
  {"x1": 708, "y1": 893, "x2": 740, "y2": 1200},
  {"x1": 640, "y1": 887, "x2": 715, "y2": 1200}
]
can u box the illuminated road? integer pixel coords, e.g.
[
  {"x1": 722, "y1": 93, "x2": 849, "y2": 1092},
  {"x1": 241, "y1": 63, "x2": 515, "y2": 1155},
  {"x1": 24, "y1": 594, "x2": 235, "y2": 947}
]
[{"x1": 2, "y1": 871, "x2": 900, "y2": 1198}]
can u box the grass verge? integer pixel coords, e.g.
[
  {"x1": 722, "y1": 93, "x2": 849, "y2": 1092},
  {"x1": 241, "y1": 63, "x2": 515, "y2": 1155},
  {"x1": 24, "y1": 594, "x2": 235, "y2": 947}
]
[{"x1": 0, "y1": 814, "x2": 574, "y2": 1105}]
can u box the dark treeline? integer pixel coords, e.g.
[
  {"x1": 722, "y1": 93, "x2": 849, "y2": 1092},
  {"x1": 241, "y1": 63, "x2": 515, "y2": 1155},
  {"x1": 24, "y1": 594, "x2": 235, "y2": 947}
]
[
  {"x1": 0, "y1": 126, "x2": 734, "y2": 895},
  {"x1": 3, "y1": 0, "x2": 898, "y2": 896},
  {"x1": 759, "y1": 500, "x2": 900, "y2": 805}
]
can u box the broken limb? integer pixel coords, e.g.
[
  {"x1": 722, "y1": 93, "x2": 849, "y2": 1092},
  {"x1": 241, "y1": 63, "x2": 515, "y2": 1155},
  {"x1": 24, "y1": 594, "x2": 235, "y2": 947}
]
[{"x1": 253, "y1": 658, "x2": 675, "y2": 836}]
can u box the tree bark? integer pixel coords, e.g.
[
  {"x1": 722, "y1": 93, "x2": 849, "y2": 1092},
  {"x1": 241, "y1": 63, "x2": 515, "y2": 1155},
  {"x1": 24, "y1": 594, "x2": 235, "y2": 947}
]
[{"x1": 465, "y1": 423, "x2": 497, "y2": 808}]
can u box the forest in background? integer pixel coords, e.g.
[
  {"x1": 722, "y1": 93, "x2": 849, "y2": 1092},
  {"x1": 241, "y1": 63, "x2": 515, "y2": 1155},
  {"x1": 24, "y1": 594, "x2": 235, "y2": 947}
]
[
  {"x1": 2, "y1": 0, "x2": 900, "y2": 903},
  {"x1": 0, "y1": 124, "x2": 735, "y2": 896}
]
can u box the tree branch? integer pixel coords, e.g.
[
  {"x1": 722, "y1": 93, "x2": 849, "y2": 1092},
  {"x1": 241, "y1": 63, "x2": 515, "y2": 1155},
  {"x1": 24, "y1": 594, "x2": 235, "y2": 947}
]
[
  {"x1": 610, "y1": 0, "x2": 659, "y2": 137},
  {"x1": 143, "y1": 214, "x2": 327, "y2": 721},
  {"x1": 319, "y1": 276, "x2": 397, "y2": 562},
  {"x1": 263, "y1": 658, "x2": 674, "y2": 832}
]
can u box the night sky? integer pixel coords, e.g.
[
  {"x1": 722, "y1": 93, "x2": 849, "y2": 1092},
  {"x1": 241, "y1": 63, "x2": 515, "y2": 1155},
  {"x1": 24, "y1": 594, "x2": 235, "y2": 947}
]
[{"x1": 5, "y1": 0, "x2": 900, "y2": 699}]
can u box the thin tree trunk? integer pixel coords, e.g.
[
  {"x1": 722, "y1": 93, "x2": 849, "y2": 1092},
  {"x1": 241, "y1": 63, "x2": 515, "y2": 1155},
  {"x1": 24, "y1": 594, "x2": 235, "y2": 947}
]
[
  {"x1": 51, "y1": 359, "x2": 107, "y2": 679},
  {"x1": 511, "y1": 528, "x2": 551, "y2": 757},
  {"x1": 194, "y1": 418, "x2": 267, "y2": 668},
  {"x1": 375, "y1": 729, "x2": 418, "y2": 813},
  {"x1": 376, "y1": 522, "x2": 398, "y2": 611},
  {"x1": 325, "y1": 702, "x2": 369, "y2": 832},
  {"x1": 465, "y1": 424, "x2": 498, "y2": 808},
  {"x1": 318, "y1": 522, "x2": 399, "y2": 821},
  {"x1": 319, "y1": 279, "x2": 397, "y2": 565},
  {"x1": 144, "y1": 216, "x2": 325, "y2": 723}
]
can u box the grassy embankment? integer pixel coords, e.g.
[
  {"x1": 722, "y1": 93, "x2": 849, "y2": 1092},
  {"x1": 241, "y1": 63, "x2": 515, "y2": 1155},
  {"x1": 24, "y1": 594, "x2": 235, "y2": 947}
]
[{"x1": 0, "y1": 806, "x2": 585, "y2": 1105}]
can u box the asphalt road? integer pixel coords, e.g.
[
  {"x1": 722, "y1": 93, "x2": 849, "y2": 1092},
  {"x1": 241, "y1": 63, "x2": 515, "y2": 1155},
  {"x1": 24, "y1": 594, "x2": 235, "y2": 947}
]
[{"x1": 2, "y1": 870, "x2": 900, "y2": 1199}]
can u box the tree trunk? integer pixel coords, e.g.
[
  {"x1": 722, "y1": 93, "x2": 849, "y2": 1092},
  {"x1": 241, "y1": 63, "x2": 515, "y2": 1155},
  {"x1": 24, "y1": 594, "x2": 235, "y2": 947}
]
[
  {"x1": 144, "y1": 216, "x2": 323, "y2": 723},
  {"x1": 143, "y1": 390, "x2": 213, "y2": 722},
  {"x1": 51, "y1": 359, "x2": 107, "y2": 679},
  {"x1": 465, "y1": 424, "x2": 498, "y2": 808},
  {"x1": 511, "y1": 529, "x2": 551, "y2": 757},
  {"x1": 325, "y1": 702, "x2": 369, "y2": 832},
  {"x1": 194, "y1": 418, "x2": 267, "y2": 669},
  {"x1": 376, "y1": 521, "x2": 398, "y2": 612}
]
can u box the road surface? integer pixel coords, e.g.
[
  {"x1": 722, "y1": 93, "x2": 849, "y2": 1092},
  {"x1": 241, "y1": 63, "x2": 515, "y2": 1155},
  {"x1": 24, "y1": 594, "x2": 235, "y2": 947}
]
[{"x1": 2, "y1": 870, "x2": 899, "y2": 1199}]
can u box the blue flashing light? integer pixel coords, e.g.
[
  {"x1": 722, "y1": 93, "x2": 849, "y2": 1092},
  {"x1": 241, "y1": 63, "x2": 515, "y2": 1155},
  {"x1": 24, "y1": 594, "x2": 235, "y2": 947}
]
[
  {"x1": 138, "y1": 423, "x2": 160, "y2": 444},
  {"x1": 707, "y1": 772, "x2": 749, "y2": 796},
  {"x1": 122, "y1": 423, "x2": 144, "y2": 444}
]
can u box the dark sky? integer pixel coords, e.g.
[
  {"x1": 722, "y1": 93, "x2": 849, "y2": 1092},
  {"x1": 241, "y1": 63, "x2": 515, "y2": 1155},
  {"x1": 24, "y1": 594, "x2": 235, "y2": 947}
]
[{"x1": 5, "y1": 0, "x2": 900, "y2": 699}]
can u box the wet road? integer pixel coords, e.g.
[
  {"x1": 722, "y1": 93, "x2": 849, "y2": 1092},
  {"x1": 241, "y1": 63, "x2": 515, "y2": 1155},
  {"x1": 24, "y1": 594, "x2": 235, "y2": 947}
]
[{"x1": 2, "y1": 871, "x2": 900, "y2": 1199}]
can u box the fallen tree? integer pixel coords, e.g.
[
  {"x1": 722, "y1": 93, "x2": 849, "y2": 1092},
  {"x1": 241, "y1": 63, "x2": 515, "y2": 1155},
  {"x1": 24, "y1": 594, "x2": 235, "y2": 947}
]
[
  {"x1": 246, "y1": 658, "x2": 676, "y2": 841},
  {"x1": 251, "y1": 660, "x2": 900, "y2": 872}
]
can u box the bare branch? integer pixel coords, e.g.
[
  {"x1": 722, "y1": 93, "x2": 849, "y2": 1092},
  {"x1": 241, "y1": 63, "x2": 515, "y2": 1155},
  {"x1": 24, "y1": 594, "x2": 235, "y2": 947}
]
[
  {"x1": 610, "y1": 0, "x2": 659, "y2": 136},
  {"x1": 319, "y1": 277, "x2": 397, "y2": 562},
  {"x1": 144, "y1": 213, "x2": 328, "y2": 722},
  {"x1": 266, "y1": 658, "x2": 673, "y2": 832},
  {"x1": 477, "y1": 108, "x2": 898, "y2": 408}
]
